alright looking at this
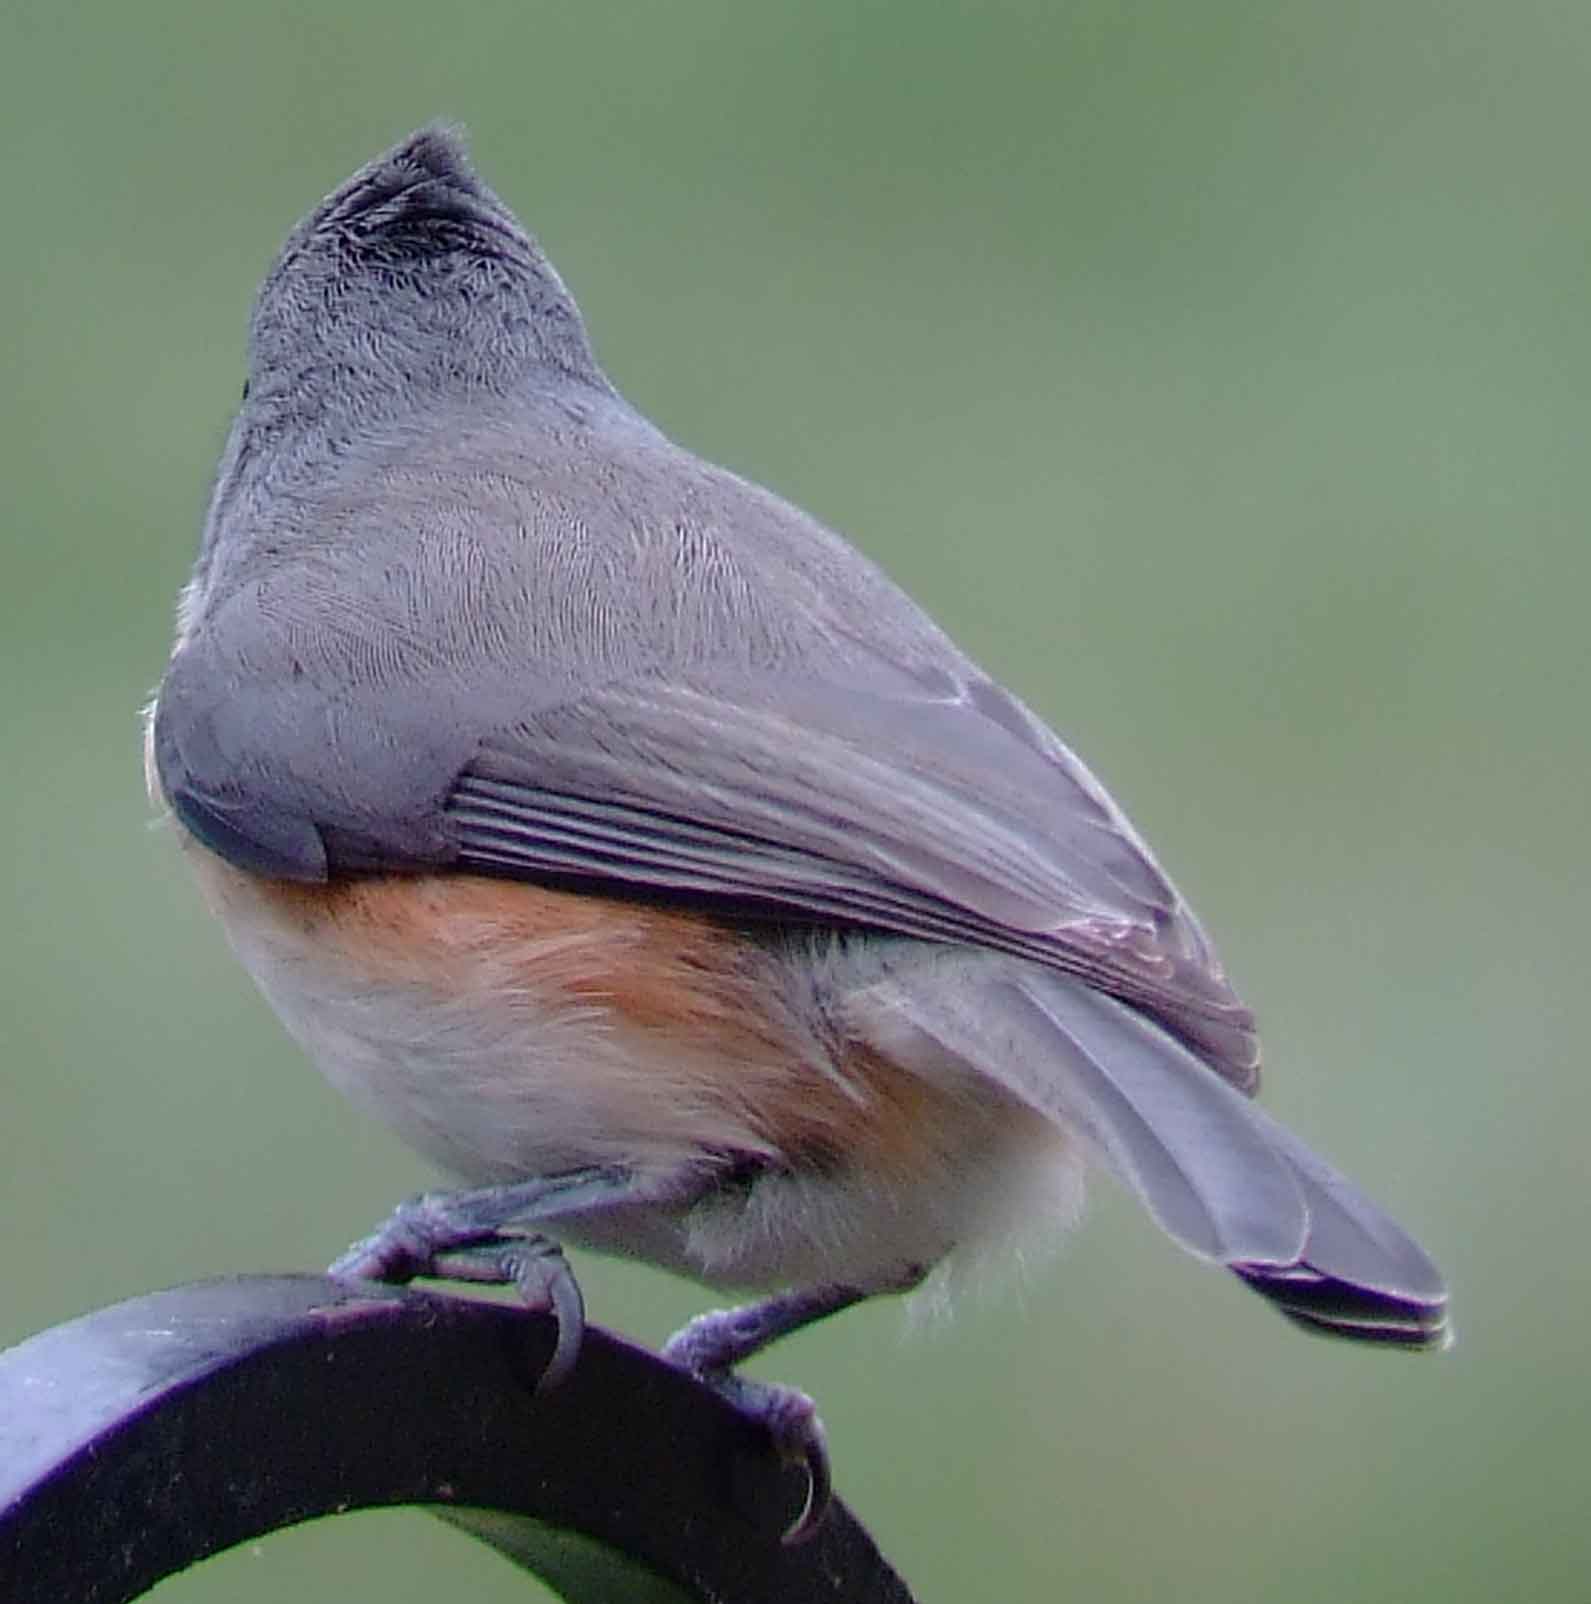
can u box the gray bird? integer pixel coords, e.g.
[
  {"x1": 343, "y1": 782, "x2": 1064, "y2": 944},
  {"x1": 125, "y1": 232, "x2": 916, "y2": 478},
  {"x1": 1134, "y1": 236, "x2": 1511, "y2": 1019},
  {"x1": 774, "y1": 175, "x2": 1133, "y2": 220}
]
[{"x1": 148, "y1": 126, "x2": 1449, "y2": 1541}]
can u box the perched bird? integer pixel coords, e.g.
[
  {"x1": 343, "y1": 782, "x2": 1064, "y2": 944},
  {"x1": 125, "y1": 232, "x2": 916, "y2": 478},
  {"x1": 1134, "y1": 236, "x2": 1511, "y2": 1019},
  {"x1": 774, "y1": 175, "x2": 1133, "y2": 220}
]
[{"x1": 148, "y1": 126, "x2": 1448, "y2": 1540}]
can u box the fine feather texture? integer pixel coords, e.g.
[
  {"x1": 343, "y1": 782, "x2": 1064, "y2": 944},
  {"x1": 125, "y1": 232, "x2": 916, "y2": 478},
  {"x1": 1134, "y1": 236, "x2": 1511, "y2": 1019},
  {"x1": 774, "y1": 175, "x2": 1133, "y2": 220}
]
[{"x1": 150, "y1": 126, "x2": 1448, "y2": 1350}]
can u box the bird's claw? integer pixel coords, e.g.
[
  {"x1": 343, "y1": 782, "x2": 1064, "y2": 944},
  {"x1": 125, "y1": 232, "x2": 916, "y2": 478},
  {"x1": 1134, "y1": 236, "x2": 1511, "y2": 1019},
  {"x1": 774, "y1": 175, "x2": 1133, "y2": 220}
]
[
  {"x1": 668, "y1": 1363, "x2": 832, "y2": 1543},
  {"x1": 329, "y1": 1195, "x2": 585, "y2": 1390},
  {"x1": 430, "y1": 1236, "x2": 586, "y2": 1391}
]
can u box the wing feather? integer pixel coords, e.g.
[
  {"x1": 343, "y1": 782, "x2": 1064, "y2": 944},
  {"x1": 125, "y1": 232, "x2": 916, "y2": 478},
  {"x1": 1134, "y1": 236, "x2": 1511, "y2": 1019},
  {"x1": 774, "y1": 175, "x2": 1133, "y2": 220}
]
[{"x1": 447, "y1": 670, "x2": 1259, "y2": 1086}]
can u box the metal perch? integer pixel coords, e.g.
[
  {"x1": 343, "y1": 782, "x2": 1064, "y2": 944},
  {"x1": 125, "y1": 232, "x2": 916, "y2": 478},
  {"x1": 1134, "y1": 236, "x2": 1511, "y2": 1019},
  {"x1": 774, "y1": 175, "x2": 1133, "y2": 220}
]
[{"x1": 0, "y1": 1276, "x2": 916, "y2": 1602}]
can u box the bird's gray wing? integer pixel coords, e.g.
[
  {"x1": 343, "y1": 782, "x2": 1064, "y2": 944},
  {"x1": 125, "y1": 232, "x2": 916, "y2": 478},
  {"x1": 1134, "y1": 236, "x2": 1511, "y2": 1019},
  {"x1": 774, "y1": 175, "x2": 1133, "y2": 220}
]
[
  {"x1": 155, "y1": 628, "x2": 1256, "y2": 1089},
  {"x1": 440, "y1": 660, "x2": 1259, "y2": 1087}
]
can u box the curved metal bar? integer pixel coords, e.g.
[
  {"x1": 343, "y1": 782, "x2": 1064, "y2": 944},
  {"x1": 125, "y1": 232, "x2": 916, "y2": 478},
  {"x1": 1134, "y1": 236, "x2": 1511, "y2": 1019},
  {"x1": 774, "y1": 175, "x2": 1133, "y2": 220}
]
[{"x1": 0, "y1": 1276, "x2": 916, "y2": 1602}]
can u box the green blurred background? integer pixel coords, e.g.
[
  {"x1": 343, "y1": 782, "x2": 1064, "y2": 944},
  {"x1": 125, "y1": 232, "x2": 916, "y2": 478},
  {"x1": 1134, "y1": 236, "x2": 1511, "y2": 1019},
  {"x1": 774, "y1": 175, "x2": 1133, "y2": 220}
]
[{"x1": 3, "y1": 1, "x2": 1585, "y2": 1598}]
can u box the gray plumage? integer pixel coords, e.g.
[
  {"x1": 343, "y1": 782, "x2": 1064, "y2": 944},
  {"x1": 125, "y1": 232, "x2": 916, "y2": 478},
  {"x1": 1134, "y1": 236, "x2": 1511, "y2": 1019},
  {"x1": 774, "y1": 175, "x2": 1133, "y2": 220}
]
[{"x1": 153, "y1": 126, "x2": 1447, "y2": 1348}]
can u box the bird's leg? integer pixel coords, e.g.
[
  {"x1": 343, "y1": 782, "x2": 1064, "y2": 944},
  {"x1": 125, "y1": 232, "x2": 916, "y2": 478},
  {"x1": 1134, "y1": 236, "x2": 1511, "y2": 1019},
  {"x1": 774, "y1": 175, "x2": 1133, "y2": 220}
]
[
  {"x1": 662, "y1": 1264, "x2": 927, "y2": 1543},
  {"x1": 329, "y1": 1166, "x2": 644, "y2": 1389}
]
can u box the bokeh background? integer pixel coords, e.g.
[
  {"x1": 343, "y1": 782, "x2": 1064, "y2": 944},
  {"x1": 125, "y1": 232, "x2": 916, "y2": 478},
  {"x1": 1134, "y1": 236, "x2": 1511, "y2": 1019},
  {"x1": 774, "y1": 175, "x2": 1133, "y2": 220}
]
[{"x1": 3, "y1": 2, "x2": 1585, "y2": 1599}]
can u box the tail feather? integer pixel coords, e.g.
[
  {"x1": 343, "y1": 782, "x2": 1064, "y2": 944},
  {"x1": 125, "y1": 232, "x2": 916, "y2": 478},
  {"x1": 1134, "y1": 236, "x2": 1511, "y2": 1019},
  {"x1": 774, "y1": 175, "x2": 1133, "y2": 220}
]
[
  {"x1": 1233, "y1": 1094, "x2": 1450, "y2": 1348},
  {"x1": 1234, "y1": 1265, "x2": 1449, "y2": 1348},
  {"x1": 854, "y1": 952, "x2": 1450, "y2": 1350}
]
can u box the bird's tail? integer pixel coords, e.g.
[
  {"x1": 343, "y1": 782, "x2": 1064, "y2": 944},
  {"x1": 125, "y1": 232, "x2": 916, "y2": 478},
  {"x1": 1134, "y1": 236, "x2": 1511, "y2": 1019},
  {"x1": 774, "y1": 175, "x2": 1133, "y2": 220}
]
[{"x1": 850, "y1": 951, "x2": 1450, "y2": 1350}]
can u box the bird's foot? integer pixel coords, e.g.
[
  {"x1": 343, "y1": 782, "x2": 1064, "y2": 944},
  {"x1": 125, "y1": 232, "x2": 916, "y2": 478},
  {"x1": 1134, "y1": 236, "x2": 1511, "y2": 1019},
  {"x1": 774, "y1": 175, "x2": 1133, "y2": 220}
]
[
  {"x1": 331, "y1": 1194, "x2": 585, "y2": 1389},
  {"x1": 663, "y1": 1308, "x2": 831, "y2": 1543}
]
